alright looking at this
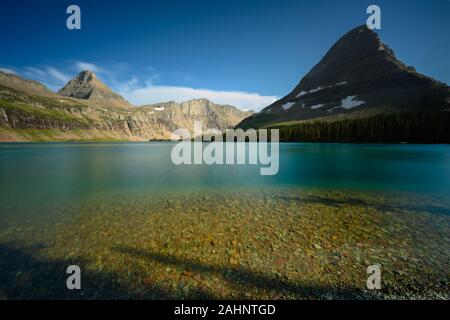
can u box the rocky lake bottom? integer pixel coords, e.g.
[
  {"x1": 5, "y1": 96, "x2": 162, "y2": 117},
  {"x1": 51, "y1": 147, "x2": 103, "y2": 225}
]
[{"x1": 0, "y1": 187, "x2": 448, "y2": 300}]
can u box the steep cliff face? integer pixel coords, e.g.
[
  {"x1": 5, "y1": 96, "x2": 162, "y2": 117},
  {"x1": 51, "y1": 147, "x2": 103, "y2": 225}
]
[
  {"x1": 0, "y1": 72, "x2": 252, "y2": 141},
  {"x1": 238, "y1": 25, "x2": 450, "y2": 129},
  {"x1": 137, "y1": 99, "x2": 253, "y2": 132}
]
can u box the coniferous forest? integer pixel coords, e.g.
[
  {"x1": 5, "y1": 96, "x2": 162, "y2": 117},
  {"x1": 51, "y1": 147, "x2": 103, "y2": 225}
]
[{"x1": 268, "y1": 111, "x2": 450, "y2": 143}]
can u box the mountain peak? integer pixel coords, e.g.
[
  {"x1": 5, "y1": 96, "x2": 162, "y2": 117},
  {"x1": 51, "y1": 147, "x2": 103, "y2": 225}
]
[
  {"x1": 76, "y1": 70, "x2": 96, "y2": 81},
  {"x1": 237, "y1": 25, "x2": 449, "y2": 130},
  {"x1": 299, "y1": 25, "x2": 401, "y2": 89},
  {"x1": 58, "y1": 71, "x2": 131, "y2": 108}
]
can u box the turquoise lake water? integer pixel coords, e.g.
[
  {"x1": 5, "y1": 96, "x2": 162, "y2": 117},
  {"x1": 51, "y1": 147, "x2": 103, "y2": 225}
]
[
  {"x1": 1, "y1": 141, "x2": 449, "y2": 227},
  {"x1": 1, "y1": 142, "x2": 450, "y2": 214},
  {"x1": 1, "y1": 142, "x2": 449, "y2": 299}
]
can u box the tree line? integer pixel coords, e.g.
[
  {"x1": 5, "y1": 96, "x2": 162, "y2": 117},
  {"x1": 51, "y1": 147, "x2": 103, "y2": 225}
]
[{"x1": 268, "y1": 111, "x2": 450, "y2": 143}]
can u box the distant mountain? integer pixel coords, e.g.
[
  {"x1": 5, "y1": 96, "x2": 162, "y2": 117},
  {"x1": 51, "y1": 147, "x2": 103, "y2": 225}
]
[
  {"x1": 0, "y1": 71, "x2": 56, "y2": 97},
  {"x1": 138, "y1": 99, "x2": 253, "y2": 134},
  {"x1": 0, "y1": 71, "x2": 251, "y2": 141},
  {"x1": 112, "y1": 99, "x2": 252, "y2": 140},
  {"x1": 238, "y1": 25, "x2": 450, "y2": 131},
  {"x1": 58, "y1": 70, "x2": 131, "y2": 109}
]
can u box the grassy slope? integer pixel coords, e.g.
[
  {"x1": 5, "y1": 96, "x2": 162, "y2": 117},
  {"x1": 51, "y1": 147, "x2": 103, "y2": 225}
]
[
  {"x1": 0, "y1": 127, "x2": 133, "y2": 142},
  {"x1": 0, "y1": 85, "x2": 136, "y2": 142},
  {"x1": 0, "y1": 98, "x2": 87, "y2": 123}
]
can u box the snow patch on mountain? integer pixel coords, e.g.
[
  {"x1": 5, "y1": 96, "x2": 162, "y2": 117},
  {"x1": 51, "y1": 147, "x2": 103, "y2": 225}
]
[
  {"x1": 281, "y1": 102, "x2": 296, "y2": 110},
  {"x1": 296, "y1": 86, "x2": 324, "y2": 97},
  {"x1": 328, "y1": 106, "x2": 340, "y2": 113},
  {"x1": 340, "y1": 96, "x2": 365, "y2": 109},
  {"x1": 296, "y1": 82, "x2": 347, "y2": 98}
]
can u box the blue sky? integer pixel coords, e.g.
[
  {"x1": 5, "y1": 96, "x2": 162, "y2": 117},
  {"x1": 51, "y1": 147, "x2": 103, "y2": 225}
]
[{"x1": 0, "y1": 0, "x2": 449, "y2": 110}]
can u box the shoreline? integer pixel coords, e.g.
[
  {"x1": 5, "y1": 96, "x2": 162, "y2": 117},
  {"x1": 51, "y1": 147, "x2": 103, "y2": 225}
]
[
  {"x1": 1, "y1": 187, "x2": 449, "y2": 299},
  {"x1": 1, "y1": 139, "x2": 450, "y2": 145}
]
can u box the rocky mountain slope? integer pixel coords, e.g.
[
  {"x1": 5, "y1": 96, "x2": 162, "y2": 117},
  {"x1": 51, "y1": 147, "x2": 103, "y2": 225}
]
[
  {"x1": 0, "y1": 71, "x2": 56, "y2": 97},
  {"x1": 58, "y1": 70, "x2": 132, "y2": 109},
  {"x1": 0, "y1": 71, "x2": 252, "y2": 141},
  {"x1": 139, "y1": 99, "x2": 252, "y2": 134},
  {"x1": 238, "y1": 25, "x2": 450, "y2": 130}
]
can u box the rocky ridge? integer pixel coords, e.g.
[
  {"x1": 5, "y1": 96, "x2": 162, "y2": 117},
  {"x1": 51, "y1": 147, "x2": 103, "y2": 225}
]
[{"x1": 0, "y1": 71, "x2": 252, "y2": 141}]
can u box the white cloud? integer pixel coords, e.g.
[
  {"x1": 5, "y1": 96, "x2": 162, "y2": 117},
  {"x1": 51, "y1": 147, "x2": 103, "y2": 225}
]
[
  {"x1": 23, "y1": 66, "x2": 47, "y2": 78},
  {"x1": 118, "y1": 85, "x2": 278, "y2": 111},
  {"x1": 13, "y1": 62, "x2": 278, "y2": 111},
  {"x1": 46, "y1": 67, "x2": 70, "y2": 83},
  {"x1": 0, "y1": 67, "x2": 17, "y2": 75},
  {"x1": 21, "y1": 66, "x2": 71, "y2": 91},
  {"x1": 75, "y1": 61, "x2": 103, "y2": 73}
]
